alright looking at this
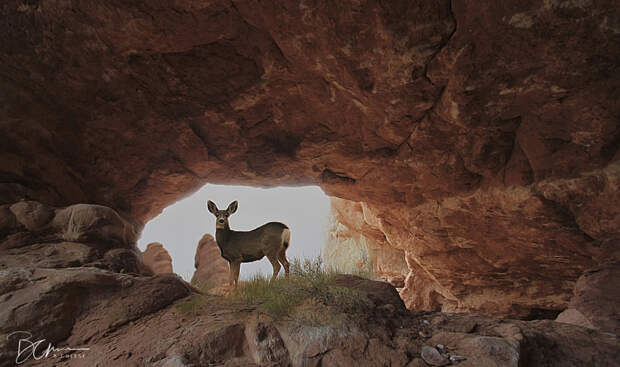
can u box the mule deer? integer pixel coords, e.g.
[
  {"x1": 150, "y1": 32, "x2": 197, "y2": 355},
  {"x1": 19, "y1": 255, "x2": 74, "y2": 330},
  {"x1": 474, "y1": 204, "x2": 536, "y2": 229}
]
[{"x1": 207, "y1": 200, "x2": 291, "y2": 286}]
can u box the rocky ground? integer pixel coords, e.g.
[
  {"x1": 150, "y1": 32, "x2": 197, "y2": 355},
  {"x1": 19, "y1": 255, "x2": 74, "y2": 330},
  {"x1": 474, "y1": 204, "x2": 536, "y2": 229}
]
[{"x1": 2, "y1": 274, "x2": 617, "y2": 367}]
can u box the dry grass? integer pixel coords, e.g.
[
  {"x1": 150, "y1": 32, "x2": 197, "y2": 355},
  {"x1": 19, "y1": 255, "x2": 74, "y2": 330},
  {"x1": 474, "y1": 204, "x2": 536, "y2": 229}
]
[
  {"x1": 176, "y1": 256, "x2": 374, "y2": 324},
  {"x1": 228, "y1": 256, "x2": 372, "y2": 322}
]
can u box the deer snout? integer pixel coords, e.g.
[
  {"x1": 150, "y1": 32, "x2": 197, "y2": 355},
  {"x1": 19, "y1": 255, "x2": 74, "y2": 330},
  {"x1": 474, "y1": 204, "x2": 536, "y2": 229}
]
[{"x1": 218, "y1": 218, "x2": 225, "y2": 224}]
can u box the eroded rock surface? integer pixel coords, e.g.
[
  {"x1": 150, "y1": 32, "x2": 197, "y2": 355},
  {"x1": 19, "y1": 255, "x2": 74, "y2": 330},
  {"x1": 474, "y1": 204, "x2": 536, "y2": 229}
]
[
  {"x1": 12, "y1": 276, "x2": 619, "y2": 367},
  {"x1": 0, "y1": 201, "x2": 143, "y2": 273},
  {"x1": 0, "y1": 201, "x2": 193, "y2": 366},
  {"x1": 1, "y1": 0, "x2": 619, "y2": 319},
  {"x1": 556, "y1": 262, "x2": 620, "y2": 335},
  {"x1": 0, "y1": 268, "x2": 191, "y2": 366},
  {"x1": 191, "y1": 233, "x2": 229, "y2": 289},
  {"x1": 325, "y1": 198, "x2": 409, "y2": 287},
  {"x1": 142, "y1": 242, "x2": 174, "y2": 274}
]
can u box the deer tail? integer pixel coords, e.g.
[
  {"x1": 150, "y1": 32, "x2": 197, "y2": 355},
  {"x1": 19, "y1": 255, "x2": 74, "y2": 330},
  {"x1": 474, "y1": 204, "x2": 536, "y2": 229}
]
[{"x1": 282, "y1": 228, "x2": 291, "y2": 249}]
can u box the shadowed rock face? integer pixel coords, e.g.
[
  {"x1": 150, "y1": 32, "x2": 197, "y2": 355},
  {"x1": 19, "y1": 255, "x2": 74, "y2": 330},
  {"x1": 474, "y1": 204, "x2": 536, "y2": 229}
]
[
  {"x1": 6, "y1": 275, "x2": 617, "y2": 367},
  {"x1": 556, "y1": 262, "x2": 620, "y2": 335},
  {"x1": 191, "y1": 233, "x2": 229, "y2": 289},
  {"x1": 0, "y1": 201, "x2": 192, "y2": 365},
  {"x1": 0, "y1": 201, "x2": 142, "y2": 273},
  {"x1": 1, "y1": 0, "x2": 619, "y2": 319},
  {"x1": 142, "y1": 242, "x2": 173, "y2": 274}
]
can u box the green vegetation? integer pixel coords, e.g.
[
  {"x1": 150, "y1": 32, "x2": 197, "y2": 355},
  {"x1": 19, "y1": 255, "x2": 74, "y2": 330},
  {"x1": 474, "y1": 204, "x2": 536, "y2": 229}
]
[
  {"x1": 229, "y1": 257, "x2": 372, "y2": 323},
  {"x1": 175, "y1": 256, "x2": 374, "y2": 325},
  {"x1": 175, "y1": 293, "x2": 212, "y2": 315}
]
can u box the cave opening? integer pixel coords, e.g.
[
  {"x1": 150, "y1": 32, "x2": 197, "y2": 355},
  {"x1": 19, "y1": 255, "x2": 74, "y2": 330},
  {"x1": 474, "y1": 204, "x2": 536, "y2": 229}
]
[{"x1": 137, "y1": 183, "x2": 331, "y2": 281}]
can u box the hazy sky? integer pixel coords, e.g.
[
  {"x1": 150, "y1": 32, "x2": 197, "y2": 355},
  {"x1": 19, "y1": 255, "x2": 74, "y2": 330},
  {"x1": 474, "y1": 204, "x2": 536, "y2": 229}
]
[{"x1": 137, "y1": 184, "x2": 331, "y2": 280}]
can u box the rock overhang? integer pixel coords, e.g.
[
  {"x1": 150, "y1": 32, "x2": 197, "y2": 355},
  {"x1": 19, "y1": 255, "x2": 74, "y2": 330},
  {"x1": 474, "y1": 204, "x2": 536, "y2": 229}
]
[{"x1": 1, "y1": 0, "x2": 618, "y2": 320}]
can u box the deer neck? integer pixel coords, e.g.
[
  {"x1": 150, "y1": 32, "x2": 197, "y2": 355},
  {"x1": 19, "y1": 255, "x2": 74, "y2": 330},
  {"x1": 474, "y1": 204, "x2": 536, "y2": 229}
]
[{"x1": 215, "y1": 226, "x2": 231, "y2": 247}]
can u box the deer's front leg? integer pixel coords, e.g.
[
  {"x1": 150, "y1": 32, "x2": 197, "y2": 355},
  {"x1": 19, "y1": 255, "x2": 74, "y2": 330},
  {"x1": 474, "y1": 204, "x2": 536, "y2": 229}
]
[
  {"x1": 228, "y1": 261, "x2": 235, "y2": 286},
  {"x1": 231, "y1": 261, "x2": 241, "y2": 287}
]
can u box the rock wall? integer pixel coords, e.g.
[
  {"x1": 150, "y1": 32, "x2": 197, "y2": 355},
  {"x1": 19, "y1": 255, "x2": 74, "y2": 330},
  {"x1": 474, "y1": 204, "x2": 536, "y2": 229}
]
[
  {"x1": 191, "y1": 234, "x2": 229, "y2": 289},
  {"x1": 325, "y1": 198, "x2": 408, "y2": 287},
  {"x1": 1, "y1": 0, "x2": 619, "y2": 320},
  {"x1": 142, "y1": 242, "x2": 173, "y2": 274}
]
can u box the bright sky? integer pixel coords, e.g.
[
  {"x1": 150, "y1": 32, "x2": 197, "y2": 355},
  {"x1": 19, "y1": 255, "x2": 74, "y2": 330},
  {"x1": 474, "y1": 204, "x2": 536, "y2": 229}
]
[{"x1": 137, "y1": 184, "x2": 331, "y2": 280}]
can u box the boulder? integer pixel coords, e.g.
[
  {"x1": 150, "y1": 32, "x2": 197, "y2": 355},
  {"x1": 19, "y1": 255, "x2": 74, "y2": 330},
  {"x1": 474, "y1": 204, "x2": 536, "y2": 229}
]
[
  {"x1": 556, "y1": 262, "x2": 620, "y2": 335},
  {"x1": 0, "y1": 267, "x2": 191, "y2": 364}
]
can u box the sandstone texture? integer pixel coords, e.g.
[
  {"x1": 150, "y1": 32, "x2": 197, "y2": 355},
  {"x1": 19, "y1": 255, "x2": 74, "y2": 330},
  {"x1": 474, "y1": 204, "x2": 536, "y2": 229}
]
[
  {"x1": 1, "y1": 0, "x2": 619, "y2": 322},
  {"x1": 10, "y1": 276, "x2": 619, "y2": 367},
  {"x1": 0, "y1": 201, "x2": 143, "y2": 273},
  {"x1": 0, "y1": 268, "x2": 191, "y2": 366},
  {"x1": 0, "y1": 201, "x2": 192, "y2": 366},
  {"x1": 191, "y1": 233, "x2": 229, "y2": 289},
  {"x1": 325, "y1": 197, "x2": 409, "y2": 287},
  {"x1": 556, "y1": 262, "x2": 620, "y2": 335},
  {"x1": 142, "y1": 242, "x2": 174, "y2": 274}
]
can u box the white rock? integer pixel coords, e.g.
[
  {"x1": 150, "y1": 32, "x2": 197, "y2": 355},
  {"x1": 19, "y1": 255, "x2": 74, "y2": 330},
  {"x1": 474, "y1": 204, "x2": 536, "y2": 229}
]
[
  {"x1": 421, "y1": 346, "x2": 449, "y2": 367},
  {"x1": 450, "y1": 355, "x2": 467, "y2": 362}
]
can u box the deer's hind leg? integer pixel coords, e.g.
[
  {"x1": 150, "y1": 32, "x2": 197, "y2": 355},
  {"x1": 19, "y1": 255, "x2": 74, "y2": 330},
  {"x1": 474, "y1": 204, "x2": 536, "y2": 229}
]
[
  {"x1": 230, "y1": 261, "x2": 241, "y2": 287},
  {"x1": 267, "y1": 255, "x2": 281, "y2": 283},
  {"x1": 278, "y1": 249, "x2": 290, "y2": 278}
]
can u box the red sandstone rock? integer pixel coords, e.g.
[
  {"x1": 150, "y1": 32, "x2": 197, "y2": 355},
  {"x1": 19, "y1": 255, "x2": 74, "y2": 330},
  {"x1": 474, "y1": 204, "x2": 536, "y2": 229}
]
[
  {"x1": 0, "y1": 201, "x2": 145, "y2": 274},
  {"x1": 556, "y1": 308, "x2": 596, "y2": 330},
  {"x1": 191, "y1": 234, "x2": 229, "y2": 290},
  {"x1": 556, "y1": 262, "x2": 620, "y2": 335},
  {"x1": 0, "y1": 201, "x2": 138, "y2": 250},
  {"x1": 0, "y1": 268, "x2": 191, "y2": 365},
  {"x1": 0, "y1": 0, "x2": 618, "y2": 319},
  {"x1": 325, "y1": 198, "x2": 409, "y2": 282},
  {"x1": 14, "y1": 276, "x2": 619, "y2": 367},
  {"x1": 142, "y1": 242, "x2": 173, "y2": 274}
]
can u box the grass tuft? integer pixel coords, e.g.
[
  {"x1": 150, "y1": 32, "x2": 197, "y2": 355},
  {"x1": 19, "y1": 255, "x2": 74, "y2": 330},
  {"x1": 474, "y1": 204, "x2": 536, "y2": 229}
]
[
  {"x1": 175, "y1": 293, "x2": 212, "y2": 315},
  {"x1": 226, "y1": 256, "x2": 373, "y2": 323},
  {"x1": 175, "y1": 255, "x2": 375, "y2": 324}
]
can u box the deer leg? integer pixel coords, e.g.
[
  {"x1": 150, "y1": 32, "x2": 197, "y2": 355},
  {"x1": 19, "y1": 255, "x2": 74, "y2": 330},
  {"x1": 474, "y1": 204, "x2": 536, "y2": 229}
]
[
  {"x1": 267, "y1": 255, "x2": 281, "y2": 282},
  {"x1": 231, "y1": 261, "x2": 241, "y2": 287},
  {"x1": 278, "y1": 250, "x2": 290, "y2": 278},
  {"x1": 228, "y1": 261, "x2": 234, "y2": 286}
]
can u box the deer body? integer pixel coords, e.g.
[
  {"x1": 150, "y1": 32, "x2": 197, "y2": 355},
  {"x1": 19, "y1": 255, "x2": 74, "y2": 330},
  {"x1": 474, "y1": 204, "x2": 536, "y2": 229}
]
[
  {"x1": 207, "y1": 200, "x2": 291, "y2": 286},
  {"x1": 215, "y1": 222, "x2": 290, "y2": 263}
]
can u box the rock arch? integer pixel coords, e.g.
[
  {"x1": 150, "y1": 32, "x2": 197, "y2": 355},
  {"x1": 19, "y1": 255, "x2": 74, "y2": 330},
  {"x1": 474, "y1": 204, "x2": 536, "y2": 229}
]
[{"x1": 1, "y1": 0, "x2": 618, "y2": 321}]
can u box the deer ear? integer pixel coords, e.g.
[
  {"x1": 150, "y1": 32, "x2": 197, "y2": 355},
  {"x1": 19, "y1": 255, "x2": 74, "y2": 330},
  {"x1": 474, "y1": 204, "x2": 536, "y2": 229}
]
[
  {"x1": 227, "y1": 200, "x2": 238, "y2": 214},
  {"x1": 207, "y1": 200, "x2": 218, "y2": 214}
]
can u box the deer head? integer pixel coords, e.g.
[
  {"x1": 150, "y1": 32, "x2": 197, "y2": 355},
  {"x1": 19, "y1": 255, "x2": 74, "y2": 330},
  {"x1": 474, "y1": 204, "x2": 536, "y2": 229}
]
[{"x1": 207, "y1": 200, "x2": 238, "y2": 229}]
